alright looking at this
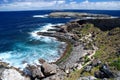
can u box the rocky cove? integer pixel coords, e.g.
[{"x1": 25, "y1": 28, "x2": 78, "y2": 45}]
[{"x1": 0, "y1": 15, "x2": 120, "y2": 80}]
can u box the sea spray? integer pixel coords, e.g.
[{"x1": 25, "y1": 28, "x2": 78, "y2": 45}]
[{"x1": 0, "y1": 23, "x2": 66, "y2": 69}]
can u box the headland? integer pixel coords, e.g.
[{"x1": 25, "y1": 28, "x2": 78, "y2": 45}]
[{"x1": 0, "y1": 12, "x2": 120, "y2": 80}]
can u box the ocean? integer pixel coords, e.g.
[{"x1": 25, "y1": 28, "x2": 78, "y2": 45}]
[{"x1": 0, "y1": 10, "x2": 120, "y2": 69}]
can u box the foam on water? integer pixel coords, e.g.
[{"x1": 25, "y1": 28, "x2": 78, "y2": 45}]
[
  {"x1": 0, "y1": 23, "x2": 66, "y2": 69},
  {"x1": 30, "y1": 23, "x2": 63, "y2": 41},
  {"x1": 33, "y1": 14, "x2": 48, "y2": 18}
]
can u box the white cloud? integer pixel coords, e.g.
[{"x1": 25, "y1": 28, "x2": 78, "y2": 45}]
[
  {"x1": 55, "y1": 0, "x2": 120, "y2": 10},
  {"x1": 57, "y1": 0, "x2": 65, "y2": 4},
  {"x1": 0, "y1": 0, "x2": 120, "y2": 11},
  {"x1": 0, "y1": 1, "x2": 57, "y2": 11}
]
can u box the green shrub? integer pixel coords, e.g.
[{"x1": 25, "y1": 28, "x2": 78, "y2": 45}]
[{"x1": 110, "y1": 58, "x2": 120, "y2": 70}]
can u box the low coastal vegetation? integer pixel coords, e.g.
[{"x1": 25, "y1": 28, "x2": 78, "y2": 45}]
[
  {"x1": 65, "y1": 19, "x2": 120, "y2": 80},
  {"x1": 55, "y1": 40, "x2": 73, "y2": 64}
]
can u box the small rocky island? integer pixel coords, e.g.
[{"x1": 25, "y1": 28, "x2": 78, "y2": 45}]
[
  {"x1": 0, "y1": 13, "x2": 120, "y2": 80},
  {"x1": 49, "y1": 12, "x2": 113, "y2": 19}
]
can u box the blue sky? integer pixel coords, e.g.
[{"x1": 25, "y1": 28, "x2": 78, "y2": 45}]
[{"x1": 0, "y1": 0, "x2": 120, "y2": 11}]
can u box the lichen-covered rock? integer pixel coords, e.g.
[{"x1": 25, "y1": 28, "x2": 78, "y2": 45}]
[{"x1": 1, "y1": 69, "x2": 30, "y2": 80}]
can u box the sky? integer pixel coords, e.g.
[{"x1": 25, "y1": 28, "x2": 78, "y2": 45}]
[{"x1": 0, "y1": 0, "x2": 120, "y2": 11}]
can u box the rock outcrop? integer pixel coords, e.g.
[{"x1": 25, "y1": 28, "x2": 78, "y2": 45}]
[
  {"x1": 26, "y1": 65, "x2": 45, "y2": 79},
  {"x1": 94, "y1": 64, "x2": 115, "y2": 79},
  {"x1": 22, "y1": 60, "x2": 65, "y2": 80},
  {"x1": 41, "y1": 62, "x2": 59, "y2": 76},
  {"x1": 1, "y1": 69, "x2": 30, "y2": 80}
]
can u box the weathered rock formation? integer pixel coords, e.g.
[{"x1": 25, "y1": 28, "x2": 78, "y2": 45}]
[{"x1": 41, "y1": 62, "x2": 58, "y2": 76}]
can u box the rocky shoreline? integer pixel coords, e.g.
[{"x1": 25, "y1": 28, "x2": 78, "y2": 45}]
[
  {"x1": 0, "y1": 17, "x2": 120, "y2": 80},
  {"x1": 34, "y1": 17, "x2": 120, "y2": 80}
]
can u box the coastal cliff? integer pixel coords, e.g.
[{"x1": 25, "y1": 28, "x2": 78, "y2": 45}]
[{"x1": 0, "y1": 18, "x2": 120, "y2": 80}]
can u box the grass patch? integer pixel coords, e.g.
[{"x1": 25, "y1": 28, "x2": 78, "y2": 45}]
[
  {"x1": 65, "y1": 69, "x2": 82, "y2": 80},
  {"x1": 55, "y1": 40, "x2": 73, "y2": 65},
  {"x1": 110, "y1": 58, "x2": 120, "y2": 70}
]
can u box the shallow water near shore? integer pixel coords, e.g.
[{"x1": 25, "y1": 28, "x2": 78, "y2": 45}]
[
  {"x1": 0, "y1": 11, "x2": 70, "y2": 69},
  {"x1": 0, "y1": 23, "x2": 67, "y2": 69}
]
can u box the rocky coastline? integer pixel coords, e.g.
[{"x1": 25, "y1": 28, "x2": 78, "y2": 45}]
[{"x1": 0, "y1": 16, "x2": 120, "y2": 80}]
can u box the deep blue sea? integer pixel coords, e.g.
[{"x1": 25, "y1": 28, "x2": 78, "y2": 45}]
[{"x1": 0, "y1": 10, "x2": 120, "y2": 69}]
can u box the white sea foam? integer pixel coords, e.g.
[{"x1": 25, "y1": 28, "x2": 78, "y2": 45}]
[
  {"x1": 29, "y1": 23, "x2": 65, "y2": 45},
  {"x1": 33, "y1": 14, "x2": 48, "y2": 18},
  {"x1": 30, "y1": 23, "x2": 63, "y2": 41},
  {"x1": 0, "y1": 46, "x2": 60, "y2": 69},
  {"x1": 0, "y1": 23, "x2": 65, "y2": 70}
]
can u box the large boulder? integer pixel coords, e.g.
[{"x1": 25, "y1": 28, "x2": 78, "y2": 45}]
[
  {"x1": 42, "y1": 70, "x2": 65, "y2": 80},
  {"x1": 42, "y1": 62, "x2": 59, "y2": 76},
  {"x1": 1, "y1": 69, "x2": 30, "y2": 80},
  {"x1": 26, "y1": 65, "x2": 44, "y2": 79},
  {"x1": 94, "y1": 64, "x2": 115, "y2": 79}
]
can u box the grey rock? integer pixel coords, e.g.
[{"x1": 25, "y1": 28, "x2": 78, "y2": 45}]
[
  {"x1": 32, "y1": 67, "x2": 44, "y2": 78},
  {"x1": 116, "y1": 77, "x2": 120, "y2": 80},
  {"x1": 1, "y1": 69, "x2": 30, "y2": 80},
  {"x1": 84, "y1": 66, "x2": 92, "y2": 72},
  {"x1": 26, "y1": 65, "x2": 44, "y2": 78},
  {"x1": 42, "y1": 70, "x2": 65, "y2": 80},
  {"x1": 42, "y1": 62, "x2": 58, "y2": 76},
  {"x1": 78, "y1": 76, "x2": 97, "y2": 80}
]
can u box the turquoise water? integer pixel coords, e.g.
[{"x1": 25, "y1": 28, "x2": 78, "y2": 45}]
[{"x1": 0, "y1": 23, "x2": 66, "y2": 69}]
